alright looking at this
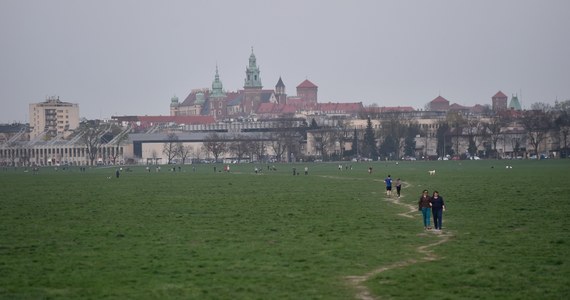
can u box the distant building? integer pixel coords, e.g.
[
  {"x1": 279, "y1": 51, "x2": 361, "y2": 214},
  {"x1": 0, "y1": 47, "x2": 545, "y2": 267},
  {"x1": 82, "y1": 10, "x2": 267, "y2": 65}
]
[
  {"x1": 509, "y1": 94, "x2": 522, "y2": 110},
  {"x1": 429, "y1": 96, "x2": 450, "y2": 111},
  {"x1": 0, "y1": 123, "x2": 29, "y2": 144},
  {"x1": 172, "y1": 49, "x2": 326, "y2": 120},
  {"x1": 275, "y1": 77, "x2": 287, "y2": 104},
  {"x1": 492, "y1": 91, "x2": 508, "y2": 111},
  {"x1": 296, "y1": 79, "x2": 318, "y2": 104},
  {"x1": 29, "y1": 96, "x2": 79, "y2": 140}
]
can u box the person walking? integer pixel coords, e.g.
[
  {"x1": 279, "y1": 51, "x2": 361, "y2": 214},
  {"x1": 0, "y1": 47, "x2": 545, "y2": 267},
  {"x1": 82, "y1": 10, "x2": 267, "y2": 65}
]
[
  {"x1": 418, "y1": 190, "x2": 432, "y2": 230},
  {"x1": 431, "y1": 191, "x2": 446, "y2": 230},
  {"x1": 395, "y1": 178, "x2": 402, "y2": 198},
  {"x1": 384, "y1": 175, "x2": 392, "y2": 196}
]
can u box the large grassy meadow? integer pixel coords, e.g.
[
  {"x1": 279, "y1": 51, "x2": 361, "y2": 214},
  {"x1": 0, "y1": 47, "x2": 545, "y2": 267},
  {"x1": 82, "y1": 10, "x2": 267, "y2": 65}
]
[{"x1": 1, "y1": 159, "x2": 569, "y2": 299}]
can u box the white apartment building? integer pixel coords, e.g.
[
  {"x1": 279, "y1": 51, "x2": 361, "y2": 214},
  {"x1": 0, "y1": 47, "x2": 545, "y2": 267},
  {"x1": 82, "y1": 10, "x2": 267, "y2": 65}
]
[{"x1": 29, "y1": 96, "x2": 79, "y2": 140}]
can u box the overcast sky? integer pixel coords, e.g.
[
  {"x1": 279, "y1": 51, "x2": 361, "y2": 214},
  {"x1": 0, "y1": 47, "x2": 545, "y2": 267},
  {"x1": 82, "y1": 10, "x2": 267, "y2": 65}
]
[{"x1": 1, "y1": 0, "x2": 569, "y2": 123}]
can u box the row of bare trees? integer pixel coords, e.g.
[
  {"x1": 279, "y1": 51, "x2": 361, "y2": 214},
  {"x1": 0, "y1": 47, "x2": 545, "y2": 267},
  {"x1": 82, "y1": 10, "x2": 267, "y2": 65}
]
[
  {"x1": 162, "y1": 130, "x2": 303, "y2": 164},
  {"x1": 433, "y1": 100, "x2": 570, "y2": 159}
]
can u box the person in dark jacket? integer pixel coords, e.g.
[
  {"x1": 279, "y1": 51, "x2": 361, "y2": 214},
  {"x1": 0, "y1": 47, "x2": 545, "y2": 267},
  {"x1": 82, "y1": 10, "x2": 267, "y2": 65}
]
[
  {"x1": 395, "y1": 178, "x2": 402, "y2": 198},
  {"x1": 430, "y1": 191, "x2": 446, "y2": 230},
  {"x1": 418, "y1": 190, "x2": 432, "y2": 230}
]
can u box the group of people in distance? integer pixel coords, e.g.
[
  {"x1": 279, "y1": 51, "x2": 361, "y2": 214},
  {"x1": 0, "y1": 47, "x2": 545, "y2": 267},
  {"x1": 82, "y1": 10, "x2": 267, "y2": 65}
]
[
  {"x1": 418, "y1": 190, "x2": 446, "y2": 231},
  {"x1": 383, "y1": 175, "x2": 402, "y2": 198}
]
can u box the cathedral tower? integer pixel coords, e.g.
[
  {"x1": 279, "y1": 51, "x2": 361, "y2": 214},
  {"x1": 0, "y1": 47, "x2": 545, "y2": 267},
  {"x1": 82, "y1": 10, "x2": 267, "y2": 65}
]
[
  {"x1": 243, "y1": 48, "x2": 263, "y2": 114},
  {"x1": 210, "y1": 65, "x2": 227, "y2": 120}
]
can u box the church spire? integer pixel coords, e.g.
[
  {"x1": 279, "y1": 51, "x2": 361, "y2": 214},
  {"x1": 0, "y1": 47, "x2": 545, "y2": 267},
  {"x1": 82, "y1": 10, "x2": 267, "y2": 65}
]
[
  {"x1": 244, "y1": 47, "x2": 262, "y2": 88},
  {"x1": 211, "y1": 64, "x2": 225, "y2": 98},
  {"x1": 275, "y1": 76, "x2": 287, "y2": 104}
]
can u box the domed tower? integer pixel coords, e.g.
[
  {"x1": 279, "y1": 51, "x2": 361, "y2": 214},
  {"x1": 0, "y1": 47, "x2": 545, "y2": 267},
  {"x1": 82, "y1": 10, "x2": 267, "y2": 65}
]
[
  {"x1": 275, "y1": 77, "x2": 287, "y2": 104},
  {"x1": 170, "y1": 95, "x2": 179, "y2": 116},
  {"x1": 211, "y1": 65, "x2": 226, "y2": 98},
  {"x1": 244, "y1": 48, "x2": 262, "y2": 88},
  {"x1": 243, "y1": 47, "x2": 263, "y2": 114},
  {"x1": 210, "y1": 65, "x2": 227, "y2": 120}
]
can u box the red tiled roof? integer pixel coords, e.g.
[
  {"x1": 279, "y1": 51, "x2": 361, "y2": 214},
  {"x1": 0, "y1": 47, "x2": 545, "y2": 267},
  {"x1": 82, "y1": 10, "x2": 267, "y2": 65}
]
[
  {"x1": 493, "y1": 91, "x2": 508, "y2": 98},
  {"x1": 431, "y1": 96, "x2": 449, "y2": 103},
  {"x1": 256, "y1": 103, "x2": 297, "y2": 114},
  {"x1": 449, "y1": 103, "x2": 468, "y2": 110},
  {"x1": 296, "y1": 79, "x2": 318, "y2": 89},
  {"x1": 317, "y1": 102, "x2": 363, "y2": 113},
  {"x1": 471, "y1": 104, "x2": 487, "y2": 113},
  {"x1": 286, "y1": 97, "x2": 303, "y2": 104}
]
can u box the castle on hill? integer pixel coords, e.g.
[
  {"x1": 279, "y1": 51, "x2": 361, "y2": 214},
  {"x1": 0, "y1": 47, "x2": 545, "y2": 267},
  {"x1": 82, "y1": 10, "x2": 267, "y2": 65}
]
[{"x1": 169, "y1": 49, "x2": 369, "y2": 121}]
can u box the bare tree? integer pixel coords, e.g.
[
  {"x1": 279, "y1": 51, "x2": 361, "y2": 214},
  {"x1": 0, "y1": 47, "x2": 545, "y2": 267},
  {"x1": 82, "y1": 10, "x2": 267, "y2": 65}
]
[
  {"x1": 228, "y1": 134, "x2": 249, "y2": 162},
  {"x1": 554, "y1": 100, "x2": 570, "y2": 156},
  {"x1": 465, "y1": 116, "x2": 489, "y2": 157},
  {"x1": 79, "y1": 120, "x2": 108, "y2": 166},
  {"x1": 247, "y1": 134, "x2": 267, "y2": 162},
  {"x1": 176, "y1": 144, "x2": 192, "y2": 164},
  {"x1": 310, "y1": 129, "x2": 339, "y2": 160},
  {"x1": 269, "y1": 132, "x2": 287, "y2": 162},
  {"x1": 203, "y1": 132, "x2": 227, "y2": 162},
  {"x1": 531, "y1": 102, "x2": 553, "y2": 112},
  {"x1": 521, "y1": 110, "x2": 552, "y2": 157},
  {"x1": 509, "y1": 133, "x2": 525, "y2": 158},
  {"x1": 487, "y1": 116, "x2": 505, "y2": 159},
  {"x1": 446, "y1": 112, "x2": 466, "y2": 156},
  {"x1": 162, "y1": 133, "x2": 179, "y2": 164}
]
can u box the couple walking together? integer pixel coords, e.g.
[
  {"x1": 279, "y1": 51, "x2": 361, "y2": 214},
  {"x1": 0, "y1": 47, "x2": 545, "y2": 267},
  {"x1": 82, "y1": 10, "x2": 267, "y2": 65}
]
[{"x1": 418, "y1": 190, "x2": 446, "y2": 231}]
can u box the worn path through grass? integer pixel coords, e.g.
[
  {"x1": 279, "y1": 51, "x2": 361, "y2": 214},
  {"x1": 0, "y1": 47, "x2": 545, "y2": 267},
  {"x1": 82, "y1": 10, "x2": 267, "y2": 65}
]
[{"x1": 319, "y1": 175, "x2": 455, "y2": 300}]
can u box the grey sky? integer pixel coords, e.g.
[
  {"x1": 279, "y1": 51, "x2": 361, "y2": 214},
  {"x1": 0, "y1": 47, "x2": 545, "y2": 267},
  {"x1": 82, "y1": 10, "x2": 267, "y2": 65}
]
[{"x1": 1, "y1": 0, "x2": 569, "y2": 123}]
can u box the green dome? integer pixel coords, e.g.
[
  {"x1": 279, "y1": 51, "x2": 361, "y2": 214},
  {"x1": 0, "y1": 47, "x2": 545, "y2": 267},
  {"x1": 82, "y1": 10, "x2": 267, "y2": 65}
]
[
  {"x1": 170, "y1": 95, "x2": 179, "y2": 107},
  {"x1": 195, "y1": 92, "x2": 205, "y2": 104}
]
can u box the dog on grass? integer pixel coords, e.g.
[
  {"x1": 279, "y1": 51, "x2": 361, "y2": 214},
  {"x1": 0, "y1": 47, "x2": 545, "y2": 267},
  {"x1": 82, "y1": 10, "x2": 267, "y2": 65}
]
[{"x1": 428, "y1": 170, "x2": 436, "y2": 175}]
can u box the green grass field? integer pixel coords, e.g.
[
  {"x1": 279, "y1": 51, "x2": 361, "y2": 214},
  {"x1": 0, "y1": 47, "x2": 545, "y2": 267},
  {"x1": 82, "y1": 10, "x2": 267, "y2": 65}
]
[{"x1": 1, "y1": 160, "x2": 569, "y2": 299}]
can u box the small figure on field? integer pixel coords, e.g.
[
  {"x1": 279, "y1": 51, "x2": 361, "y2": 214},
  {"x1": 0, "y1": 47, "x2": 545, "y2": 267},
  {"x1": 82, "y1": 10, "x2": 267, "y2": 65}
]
[
  {"x1": 431, "y1": 191, "x2": 446, "y2": 230},
  {"x1": 418, "y1": 190, "x2": 432, "y2": 230},
  {"x1": 304, "y1": 166, "x2": 308, "y2": 175},
  {"x1": 368, "y1": 166, "x2": 372, "y2": 174},
  {"x1": 395, "y1": 178, "x2": 402, "y2": 198},
  {"x1": 384, "y1": 175, "x2": 392, "y2": 196},
  {"x1": 292, "y1": 167, "x2": 296, "y2": 176},
  {"x1": 116, "y1": 168, "x2": 120, "y2": 178}
]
